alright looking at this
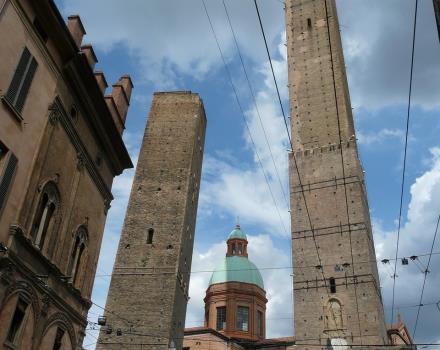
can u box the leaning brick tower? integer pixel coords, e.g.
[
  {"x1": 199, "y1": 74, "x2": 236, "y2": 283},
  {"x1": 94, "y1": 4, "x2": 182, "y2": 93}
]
[
  {"x1": 96, "y1": 91, "x2": 206, "y2": 350},
  {"x1": 286, "y1": 0, "x2": 388, "y2": 346}
]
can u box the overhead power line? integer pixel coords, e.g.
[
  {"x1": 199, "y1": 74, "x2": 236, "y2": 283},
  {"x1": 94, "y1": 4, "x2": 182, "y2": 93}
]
[
  {"x1": 201, "y1": 0, "x2": 289, "y2": 238},
  {"x1": 391, "y1": 0, "x2": 419, "y2": 325},
  {"x1": 222, "y1": 0, "x2": 290, "y2": 209},
  {"x1": 413, "y1": 214, "x2": 440, "y2": 339},
  {"x1": 92, "y1": 250, "x2": 440, "y2": 277}
]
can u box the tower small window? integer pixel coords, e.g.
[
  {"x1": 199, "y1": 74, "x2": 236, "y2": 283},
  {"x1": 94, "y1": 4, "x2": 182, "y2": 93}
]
[
  {"x1": 236, "y1": 306, "x2": 249, "y2": 332},
  {"x1": 147, "y1": 228, "x2": 154, "y2": 244},
  {"x1": 6, "y1": 299, "x2": 28, "y2": 344},
  {"x1": 216, "y1": 306, "x2": 226, "y2": 330},
  {"x1": 307, "y1": 18, "x2": 312, "y2": 29},
  {"x1": 329, "y1": 277, "x2": 336, "y2": 293}
]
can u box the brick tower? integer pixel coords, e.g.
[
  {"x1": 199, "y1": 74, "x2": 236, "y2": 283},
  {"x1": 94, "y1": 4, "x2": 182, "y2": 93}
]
[
  {"x1": 96, "y1": 92, "x2": 206, "y2": 349},
  {"x1": 286, "y1": 0, "x2": 388, "y2": 346}
]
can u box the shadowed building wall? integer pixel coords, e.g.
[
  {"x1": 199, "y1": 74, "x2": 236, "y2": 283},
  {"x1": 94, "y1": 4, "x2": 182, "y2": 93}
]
[
  {"x1": 286, "y1": 0, "x2": 388, "y2": 346},
  {"x1": 0, "y1": 1, "x2": 132, "y2": 349},
  {"x1": 97, "y1": 91, "x2": 206, "y2": 350}
]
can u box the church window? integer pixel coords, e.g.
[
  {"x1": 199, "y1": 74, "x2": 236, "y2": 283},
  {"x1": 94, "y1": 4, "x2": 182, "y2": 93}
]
[
  {"x1": 147, "y1": 228, "x2": 154, "y2": 244},
  {"x1": 232, "y1": 243, "x2": 236, "y2": 254},
  {"x1": 329, "y1": 277, "x2": 336, "y2": 293},
  {"x1": 52, "y1": 327, "x2": 65, "y2": 350},
  {"x1": 238, "y1": 243, "x2": 242, "y2": 254},
  {"x1": 31, "y1": 181, "x2": 59, "y2": 250},
  {"x1": 257, "y1": 311, "x2": 264, "y2": 336},
  {"x1": 6, "y1": 299, "x2": 28, "y2": 345},
  {"x1": 216, "y1": 306, "x2": 226, "y2": 330},
  {"x1": 236, "y1": 306, "x2": 249, "y2": 332},
  {"x1": 69, "y1": 226, "x2": 87, "y2": 287}
]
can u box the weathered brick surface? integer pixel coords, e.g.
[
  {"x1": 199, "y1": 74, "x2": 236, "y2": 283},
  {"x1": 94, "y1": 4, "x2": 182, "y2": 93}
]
[
  {"x1": 97, "y1": 92, "x2": 206, "y2": 350},
  {"x1": 286, "y1": 0, "x2": 387, "y2": 346}
]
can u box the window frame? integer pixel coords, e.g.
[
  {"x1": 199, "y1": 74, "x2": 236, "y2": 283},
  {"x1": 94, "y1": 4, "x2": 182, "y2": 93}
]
[
  {"x1": 216, "y1": 306, "x2": 226, "y2": 331},
  {"x1": 236, "y1": 306, "x2": 249, "y2": 332},
  {"x1": 5, "y1": 298, "x2": 29, "y2": 346},
  {"x1": 257, "y1": 310, "x2": 264, "y2": 337}
]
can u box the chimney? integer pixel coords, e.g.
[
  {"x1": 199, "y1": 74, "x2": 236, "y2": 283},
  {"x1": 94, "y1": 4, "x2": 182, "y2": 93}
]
[
  {"x1": 67, "y1": 15, "x2": 86, "y2": 48},
  {"x1": 94, "y1": 71, "x2": 108, "y2": 94},
  {"x1": 110, "y1": 75, "x2": 134, "y2": 124},
  {"x1": 105, "y1": 75, "x2": 134, "y2": 135},
  {"x1": 81, "y1": 44, "x2": 98, "y2": 69}
]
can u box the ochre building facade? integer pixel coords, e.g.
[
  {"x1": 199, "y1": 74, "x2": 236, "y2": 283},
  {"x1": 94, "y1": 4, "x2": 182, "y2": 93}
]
[
  {"x1": 0, "y1": 0, "x2": 133, "y2": 348},
  {"x1": 97, "y1": 91, "x2": 206, "y2": 350},
  {"x1": 286, "y1": 0, "x2": 387, "y2": 347}
]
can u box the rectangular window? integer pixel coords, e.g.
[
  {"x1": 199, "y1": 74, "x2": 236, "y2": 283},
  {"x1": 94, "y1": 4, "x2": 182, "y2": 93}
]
[
  {"x1": 329, "y1": 277, "x2": 336, "y2": 293},
  {"x1": 0, "y1": 143, "x2": 17, "y2": 214},
  {"x1": 257, "y1": 311, "x2": 263, "y2": 336},
  {"x1": 5, "y1": 47, "x2": 38, "y2": 114},
  {"x1": 6, "y1": 299, "x2": 28, "y2": 344},
  {"x1": 216, "y1": 306, "x2": 226, "y2": 330},
  {"x1": 236, "y1": 306, "x2": 249, "y2": 332}
]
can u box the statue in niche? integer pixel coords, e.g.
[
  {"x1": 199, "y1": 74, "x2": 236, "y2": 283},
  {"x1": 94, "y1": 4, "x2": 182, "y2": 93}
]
[{"x1": 326, "y1": 298, "x2": 343, "y2": 330}]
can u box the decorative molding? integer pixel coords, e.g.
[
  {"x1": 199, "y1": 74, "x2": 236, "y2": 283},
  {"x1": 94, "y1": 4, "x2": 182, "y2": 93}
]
[
  {"x1": 76, "y1": 152, "x2": 86, "y2": 170},
  {"x1": 3, "y1": 280, "x2": 40, "y2": 324},
  {"x1": 48, "y1": 103, "x2": 60, "y2": 125},
  {"x1": 103, "y1": 198, "x2": 111, "y2": 215},
  {"x1": 41, "y1": 312, "x2": 77, "y2": 348},
  {"x1": 0, "y1": 263, "x2": 15, "y2": 286},
  {"x1": 49, "y1": 97, "x2": 113, "y2": 203}
]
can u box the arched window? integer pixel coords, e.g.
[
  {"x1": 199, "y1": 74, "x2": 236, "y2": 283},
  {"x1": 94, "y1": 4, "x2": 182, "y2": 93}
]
[
  {"x1": 68, "y1": 226, "x2": 87, "y2": 287},
  {"x1": 31, "y1": 182, "x2": 60, "y2": 250}
]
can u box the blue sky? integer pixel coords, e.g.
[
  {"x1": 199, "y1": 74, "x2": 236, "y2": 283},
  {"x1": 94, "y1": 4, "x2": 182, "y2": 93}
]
[{"x1": 55, "y1": 0, "x2": 440, "y2": 348}]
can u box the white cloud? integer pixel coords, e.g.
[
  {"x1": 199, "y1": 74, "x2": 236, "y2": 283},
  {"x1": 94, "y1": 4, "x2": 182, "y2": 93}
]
[
  {"x1": 373, "y1": 148, "x2": 440, "y2": 341},
  {"x1": 200, "y1": 32, "x2": 290, "y2": 236},
  {"x1": 59, "y1": 0, "x2": 285, "y2": 87},
  {"x1": 356, "y1": 128, "x2": 404, "y2": 146},
  {"x1": 338, "y1": 0, "x2": 440, "y2": 110}
]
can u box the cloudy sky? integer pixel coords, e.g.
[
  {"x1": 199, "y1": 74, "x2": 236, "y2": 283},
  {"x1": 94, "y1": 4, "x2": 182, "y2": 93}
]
[{"x1": 55, "y1": 0, "x2": 440, "y2": 348}]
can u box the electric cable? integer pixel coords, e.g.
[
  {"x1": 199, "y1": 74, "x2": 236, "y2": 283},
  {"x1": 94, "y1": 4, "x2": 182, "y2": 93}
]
[
  {"x1": 222, "y1": 0, "x2": 290, "y2": 209},
  {"x1": 201, "y1": 0, "x2": 289, "y2": 238},
  {"x1": 253, "y1": 0, "x2": 346, "y2": 341},
  {"x1": 323, "y1": 0, "x2": 363, "y2": 340},
  {"x1": 413, "y1": 214, "x2": 440, "y2": 339},
  {"x1": 391, "y1": 0, "x2": 419, "y2": 325}
]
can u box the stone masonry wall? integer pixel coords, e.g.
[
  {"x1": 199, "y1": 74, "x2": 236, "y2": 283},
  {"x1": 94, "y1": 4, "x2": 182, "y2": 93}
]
[
  {"x1": 96, "y1": 91, "x2": 206, "y2": 350},
  {"x1": 286, "y1": 0, "x2": 388, "y2": 347}
]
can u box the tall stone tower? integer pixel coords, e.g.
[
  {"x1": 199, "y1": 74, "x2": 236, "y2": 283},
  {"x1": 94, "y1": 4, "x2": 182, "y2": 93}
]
[
  {"x1": 286, "y1": 0, "x2": 388, "y2": 346},
  {"x1": 97, "y1": 91, "x2": 206, "y2": 350}
]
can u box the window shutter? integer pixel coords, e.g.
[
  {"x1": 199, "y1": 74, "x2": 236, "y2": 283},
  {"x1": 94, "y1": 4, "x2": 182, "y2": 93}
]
[
  {"x1": 5, "y1": 48, "x2": 31, "y2": 105},
  {"x1": 5, "y1": 47, "x2": 38, "y2": 114},
  {"x1": 15, "y1": 57, "x2": 37, "y2": 113},
  {"x1": 0, "y1": 153, "x2": 18, "y2": 212}
]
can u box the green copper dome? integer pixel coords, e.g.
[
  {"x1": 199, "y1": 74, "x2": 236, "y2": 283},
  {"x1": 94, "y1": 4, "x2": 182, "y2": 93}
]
[
  {"x1": 228, "y1": 225, "x2": 247, "y2": 240},
  {"x1": 209, "y1": 256, "x2": 264, "y2": 289}
]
